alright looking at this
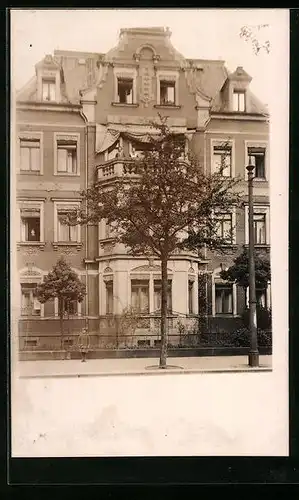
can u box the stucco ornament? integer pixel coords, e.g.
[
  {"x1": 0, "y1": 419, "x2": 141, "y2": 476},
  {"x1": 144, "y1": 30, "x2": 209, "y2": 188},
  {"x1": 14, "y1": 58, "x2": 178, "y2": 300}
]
[{"x1": 139, "y1": 65, "x2": 155, "y2": 108}]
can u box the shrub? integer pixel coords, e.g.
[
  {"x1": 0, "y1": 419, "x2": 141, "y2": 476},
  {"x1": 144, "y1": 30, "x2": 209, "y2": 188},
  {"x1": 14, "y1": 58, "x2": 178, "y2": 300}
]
[
  {"x1": 242, "y1": 307, "x2": 272, "y2": 330},
  {"x1": 229, "y1": 327, "x2": 272, "y2": 348}
]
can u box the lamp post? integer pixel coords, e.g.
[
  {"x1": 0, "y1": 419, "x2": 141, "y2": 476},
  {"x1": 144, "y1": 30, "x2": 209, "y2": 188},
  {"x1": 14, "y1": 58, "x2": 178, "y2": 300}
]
[{"x1": 246, "y1": 158, "x2": 259, "y2": 367}]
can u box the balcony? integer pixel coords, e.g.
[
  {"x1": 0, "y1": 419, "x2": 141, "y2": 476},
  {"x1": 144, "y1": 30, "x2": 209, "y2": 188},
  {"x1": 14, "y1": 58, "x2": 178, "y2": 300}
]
[
  {"x1": 96, "y1": 158, "x2": 140, "y2": 182},
  {"x1": 96, "y1": 155, "x2": 189, "y2": 182}
]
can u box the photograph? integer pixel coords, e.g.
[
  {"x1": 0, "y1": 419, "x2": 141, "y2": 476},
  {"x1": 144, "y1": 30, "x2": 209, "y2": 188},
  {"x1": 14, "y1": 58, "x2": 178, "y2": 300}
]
[{"x1": 10, "y1": 8, "x2": 289, "y2": 460}]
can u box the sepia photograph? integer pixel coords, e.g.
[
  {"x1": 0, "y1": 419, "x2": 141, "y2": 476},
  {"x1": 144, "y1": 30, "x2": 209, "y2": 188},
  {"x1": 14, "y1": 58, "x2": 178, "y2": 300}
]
[{"x1": 10, "y1": 8, "x2": 289, "y2": 460}]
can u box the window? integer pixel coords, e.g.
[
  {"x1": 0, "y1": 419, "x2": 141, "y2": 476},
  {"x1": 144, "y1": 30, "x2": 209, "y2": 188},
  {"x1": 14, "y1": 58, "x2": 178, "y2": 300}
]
[
  {"x1": 215, "y1": 213, "x2": 233, "y2": 243},
  {"x1": 107, "y1": 141, "x2": 121, "y2": 160},
  {"x1": 54, "y1": 202, "x2": 81, "y2": 244},
  {"x1": 245, "y1": 206, "x2": 269, "y2": 245},
  {"x1": 248, "y1": 147, "x2": 266, "y2": 179},
  {"x1": 154, "y1": 280, "x2": 172, "y2": 313},
  {"x1": 253, "y1": 213, "x2": 266, "y2": 244},
  {"x1": 233, "y1": 91, "x2": 245, "y2": 112},
  {"x1": 212, "y1": 145, "x2": 232, "y2": 177},
  {"x1": 21, "y1": 284, "x2": 41, "y2": 316},
  {"x1": 57, "y1": 210, "x2": 78, "y2": 242},
  {"x1": 131, "y1": 280, "x2": 149, "y2": 314},
  {"x1": 106, "y1": 281, "x2": 113, "y2": 315},
  {"x1": 215, "y1": 284, "x2": 233, "y2": 314},
  {"x1": 129, "y1": 141, "x2": 152, "y2": 159},
  {"x1": 59, "y1": 299, "x2": 78, "y2": 316},
  {"x1": 137, "y1": 339, "x2": 150, "y2": 347},
  {"x1": 20, "y1": 139, "x2": 40, "y2": 172},
  {"x1": 42, "y1": 78, "x2": 56, "y2": 101},
  {"x1": 160, "y1": 80, "x2": 175, "y2": 105},
  {"x1": 117, "y1": 78, "x2": 133, "y2": 104},
  {"x1": 256, "y1": 288, "x2": 267, "y2": 309},
  {"x1": 57, "y1": 140, "x2": 77, "y2": 174},
  {"x1": 20, "y1": 208, "x2": 41, "y2": 242},
  {"x1": 188, "y1": 281, "x2": 194, "y2": 314},
  {"x1": 24, "y1": 339, "x2": 38, "y2": 349}
]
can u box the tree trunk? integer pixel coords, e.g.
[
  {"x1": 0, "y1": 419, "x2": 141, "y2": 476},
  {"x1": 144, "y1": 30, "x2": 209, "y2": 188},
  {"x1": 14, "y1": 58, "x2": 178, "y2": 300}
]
[{"x1": 159, "y1": 256, "x2": 168, "y2": 368}]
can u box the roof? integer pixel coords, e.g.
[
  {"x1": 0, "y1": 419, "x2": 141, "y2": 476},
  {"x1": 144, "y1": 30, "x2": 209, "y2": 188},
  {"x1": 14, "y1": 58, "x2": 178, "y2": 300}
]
[{"x1": 17, "y1": 29, "x2": 268, "y2": 116}]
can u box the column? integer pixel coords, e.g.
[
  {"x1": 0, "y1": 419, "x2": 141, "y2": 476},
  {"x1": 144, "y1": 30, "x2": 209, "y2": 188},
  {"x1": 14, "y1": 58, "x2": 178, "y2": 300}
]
[{"x1": 149, "y1": 274, "x2": 154, "y2": 314}]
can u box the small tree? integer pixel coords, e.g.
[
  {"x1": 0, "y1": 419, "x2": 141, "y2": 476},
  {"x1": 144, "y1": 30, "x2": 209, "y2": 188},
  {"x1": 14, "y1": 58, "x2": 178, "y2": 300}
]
[
  {"x1": 34, "y1": 257, "x2": 86, "y2": 350},
  {"x1": 220, "y1": 246, "x2": 271, "y2": 305},
  {"x1": 67, "y1": 116, "x2": 241, "y2": 368}
]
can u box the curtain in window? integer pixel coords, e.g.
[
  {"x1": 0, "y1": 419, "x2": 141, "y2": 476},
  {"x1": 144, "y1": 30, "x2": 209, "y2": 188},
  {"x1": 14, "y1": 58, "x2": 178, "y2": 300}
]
[
  {"x1": 253, "y1": 214, "x2": 266, "y2": 244},
  {"x1": 58, "y1": 213, "x2": 77, "y2": 242},
  {"x1": 20, "y1": 140, "x2": 40, "y2": 171},
  {"x1": 57, "y1": 148, "x2": 68, "y2": 172},
  {"x1": 215, "y1": 285, "x2": 233, "y2": 314},
  {"x1": 106, "y1": 282, "x2": 113, "y2": 314},
  {"x1": 153, "y1": 281, "x2": 172, "y2": 312},
  {"x1": 57, "y1": 144, "x2": 77, "y2": 173},
  {"x1": 131, "y1": 281, "x2": 149, "y2": 313},
  {"x1": 21, "y1": 284, "x2": 40, "y2": 316}
]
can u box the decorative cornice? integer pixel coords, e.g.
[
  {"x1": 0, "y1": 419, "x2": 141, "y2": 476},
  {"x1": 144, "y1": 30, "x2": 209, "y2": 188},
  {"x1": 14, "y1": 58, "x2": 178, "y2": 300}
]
[{"x1": 16, "y1": 101, "x2": 82, "y2": 112}]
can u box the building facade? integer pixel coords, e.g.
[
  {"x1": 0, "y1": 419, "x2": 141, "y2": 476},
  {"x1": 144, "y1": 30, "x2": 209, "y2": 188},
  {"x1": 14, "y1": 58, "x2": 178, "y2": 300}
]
[{"x1": 15, "y1": 27, "x2": 270, "y2": 351}]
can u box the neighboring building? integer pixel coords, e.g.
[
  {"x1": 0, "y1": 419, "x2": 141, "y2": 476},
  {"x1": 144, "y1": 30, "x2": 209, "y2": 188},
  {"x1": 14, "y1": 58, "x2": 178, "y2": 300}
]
[{"x1": 15, "y1": 27, "x2": 270, "y2": 351}]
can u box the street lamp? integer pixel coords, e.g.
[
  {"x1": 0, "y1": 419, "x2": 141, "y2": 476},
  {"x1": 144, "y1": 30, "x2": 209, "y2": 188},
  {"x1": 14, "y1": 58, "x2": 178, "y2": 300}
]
[{"x1": 246, "y1": 157, "x2": 259, "y2": 367}]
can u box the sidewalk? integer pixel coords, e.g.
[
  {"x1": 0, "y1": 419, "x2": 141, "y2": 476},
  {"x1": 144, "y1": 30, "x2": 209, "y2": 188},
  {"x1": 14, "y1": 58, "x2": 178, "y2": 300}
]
[{"x1": 16, "y1": 355, "x2": 272, "y2": 378}]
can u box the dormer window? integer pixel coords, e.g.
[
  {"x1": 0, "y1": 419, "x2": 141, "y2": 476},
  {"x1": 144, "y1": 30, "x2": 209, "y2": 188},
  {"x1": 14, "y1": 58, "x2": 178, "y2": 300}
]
[
  {"x1": 42, "y1": 78, "x2": 56, "y2": 101},
  {"x1": 117, "y1": 78, "x2": 133, "y2": 104},
  {"x1": 160, "y1": 80, "x2": 175, "y2": 105},
  {"x1": 233, "y1": 91, "x2": 245, "y2": 112}
]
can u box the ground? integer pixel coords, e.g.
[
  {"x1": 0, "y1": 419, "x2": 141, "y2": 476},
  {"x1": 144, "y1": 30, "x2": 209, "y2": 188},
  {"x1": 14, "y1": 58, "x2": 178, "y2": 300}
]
[{"x1": 17, "y1": 355, "x2": 272, "y2": 377}]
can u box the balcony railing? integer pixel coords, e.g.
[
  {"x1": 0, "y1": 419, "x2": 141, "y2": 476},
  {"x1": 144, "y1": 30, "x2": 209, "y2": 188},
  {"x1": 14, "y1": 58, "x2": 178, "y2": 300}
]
[
  {"x1": 96, "y1": 159, "x2": 140, "y2": 181},
  {"x1": 96, "y1": 155, "x2": 189, "y2": 181}
]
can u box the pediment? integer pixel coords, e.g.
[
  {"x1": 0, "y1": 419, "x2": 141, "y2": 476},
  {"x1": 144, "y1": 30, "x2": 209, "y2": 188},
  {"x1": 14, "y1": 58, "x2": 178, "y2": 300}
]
[
  {"x1": 35, "y1": 54, "x2": 60, "y2": 72},
  {"x1": 103, "y1": 28, "x2": 186, "y2": 66},
  {"x1": 228, "y1": 66, "x2": 252, "y2": 82},
  {"x1": 131, "y1": 264, "x2": 172, "y2": 273}
]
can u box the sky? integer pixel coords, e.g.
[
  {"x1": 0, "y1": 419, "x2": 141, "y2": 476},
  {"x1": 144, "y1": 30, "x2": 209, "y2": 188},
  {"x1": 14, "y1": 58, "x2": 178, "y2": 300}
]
[{"x1": 11, "y1": 9, "x2": 288, "y2": 106}]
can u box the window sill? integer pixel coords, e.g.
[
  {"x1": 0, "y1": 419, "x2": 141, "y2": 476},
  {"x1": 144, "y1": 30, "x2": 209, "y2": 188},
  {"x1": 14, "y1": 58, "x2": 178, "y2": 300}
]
[
  {"x1": 214, "y1": 314, "x2": 234, "y2": 317},
  {"x1": 21, "y1": 315, "x2": 41, "y2": 319},
  {"x1": 19, "y1": 171, "x2": 42, "y2": 175},
  {"x1": 253, "y1": 178, "x2": 268, "y2": 182},
  {"x1": 17, "y1": 242, "x2": 45, "y2": 250},
  {"x1": 52, "y1": 242, "x2": 82, "y2": 251},
  {"x1": 54, "y1": 172, "x2": 80, "y2": 177},
  {"x1": 154, "y1": 104, "x2": 181, "y2": 109},
  {"x1": 100, "y1": 237, "x2": 117, "y2": 244},
  {"x1": 111, "y1": 102, "x2": 139, "y2": 108},
  {"x1": 244, "y1": 244, "x2": 270, "y2": 249}
]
